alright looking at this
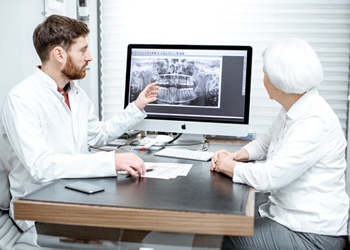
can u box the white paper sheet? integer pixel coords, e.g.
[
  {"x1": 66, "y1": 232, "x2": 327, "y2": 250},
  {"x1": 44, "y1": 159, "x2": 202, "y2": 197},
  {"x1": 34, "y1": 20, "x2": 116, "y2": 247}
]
[{"x1": 143, "y1": 162, "x2": 193, "y2": 179}]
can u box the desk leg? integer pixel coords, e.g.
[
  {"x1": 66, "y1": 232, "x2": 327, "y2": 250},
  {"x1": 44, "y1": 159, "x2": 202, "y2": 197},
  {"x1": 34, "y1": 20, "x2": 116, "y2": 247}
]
[
  {"x1": 192, "y1": 234, "x2": 223, "y2": 248},
  {"x1": 121, "y1": 229, "x2": 151, "y2": 242}
]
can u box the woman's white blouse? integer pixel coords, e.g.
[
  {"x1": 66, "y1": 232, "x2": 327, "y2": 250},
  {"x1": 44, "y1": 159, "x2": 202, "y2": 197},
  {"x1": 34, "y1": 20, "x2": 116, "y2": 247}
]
[{"x1": 234, "y1": 88, "x2": 349, "y2": 236}]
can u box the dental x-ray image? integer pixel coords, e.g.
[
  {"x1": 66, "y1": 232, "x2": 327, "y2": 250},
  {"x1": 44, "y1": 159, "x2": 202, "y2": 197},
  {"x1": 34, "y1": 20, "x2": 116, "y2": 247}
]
[{"x1": 129, "y1": 57, "x2": 221, "y2": 107}]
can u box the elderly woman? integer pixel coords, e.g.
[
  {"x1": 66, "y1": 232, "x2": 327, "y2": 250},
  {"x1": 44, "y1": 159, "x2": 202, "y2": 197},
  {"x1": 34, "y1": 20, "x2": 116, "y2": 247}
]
[{"x1": 211, "y1": 39, "x2": 349, "y2": 250}]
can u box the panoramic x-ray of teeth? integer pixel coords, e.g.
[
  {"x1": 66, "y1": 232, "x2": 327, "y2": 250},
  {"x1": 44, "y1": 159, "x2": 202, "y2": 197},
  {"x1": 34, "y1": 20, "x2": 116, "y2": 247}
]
[{"x1": 129, "y1": 58, "x2": 220, "y2": 107}]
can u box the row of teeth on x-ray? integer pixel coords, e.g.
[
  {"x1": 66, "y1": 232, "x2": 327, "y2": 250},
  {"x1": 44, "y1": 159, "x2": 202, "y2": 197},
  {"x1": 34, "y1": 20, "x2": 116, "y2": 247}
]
[
  {"x1": 157, "y1": 87, "x2": 197, "y2": 104},
  {"x1": 157, "y1": 73, "x2": 197, "y2": 104}
]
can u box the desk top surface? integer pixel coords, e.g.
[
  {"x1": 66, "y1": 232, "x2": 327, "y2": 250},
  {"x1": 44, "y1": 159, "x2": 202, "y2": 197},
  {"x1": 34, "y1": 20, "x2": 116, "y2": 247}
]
[{"x1": 20, "y1": 144, "x2": 250, "y2": 216}]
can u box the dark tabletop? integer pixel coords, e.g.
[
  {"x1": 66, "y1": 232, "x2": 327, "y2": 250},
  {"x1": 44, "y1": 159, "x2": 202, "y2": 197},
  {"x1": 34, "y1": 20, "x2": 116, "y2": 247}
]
[{"x1": 21, "y1": 143, "x2": 250, "y2": 216}]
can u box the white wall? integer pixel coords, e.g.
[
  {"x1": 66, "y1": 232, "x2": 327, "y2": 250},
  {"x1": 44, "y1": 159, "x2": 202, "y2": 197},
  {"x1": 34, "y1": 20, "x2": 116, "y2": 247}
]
[
  {"x1": 0, "y1": 0, "x2": 42, "y2": 105},
  {"x1": 0, "y1": 0, "x2": 99, "y2": 112}
]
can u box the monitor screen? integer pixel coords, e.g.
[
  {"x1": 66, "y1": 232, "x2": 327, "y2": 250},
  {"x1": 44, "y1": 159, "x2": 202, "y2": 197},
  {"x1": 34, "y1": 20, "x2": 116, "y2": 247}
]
[{"x1": 124, "y1": 44, "x2": 252, "y2": 138}]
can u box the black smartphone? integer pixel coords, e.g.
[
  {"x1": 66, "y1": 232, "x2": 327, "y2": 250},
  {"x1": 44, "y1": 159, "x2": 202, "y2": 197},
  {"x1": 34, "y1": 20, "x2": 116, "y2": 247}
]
[{"x1": 65, "y1": 181, "x2": 105, "y2": 194}]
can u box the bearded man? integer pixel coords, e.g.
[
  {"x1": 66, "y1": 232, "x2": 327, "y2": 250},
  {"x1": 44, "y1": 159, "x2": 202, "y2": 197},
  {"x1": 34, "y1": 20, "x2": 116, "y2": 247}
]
[{"x1": 0, "y1": 14, "x2": 159, "y2": 231}]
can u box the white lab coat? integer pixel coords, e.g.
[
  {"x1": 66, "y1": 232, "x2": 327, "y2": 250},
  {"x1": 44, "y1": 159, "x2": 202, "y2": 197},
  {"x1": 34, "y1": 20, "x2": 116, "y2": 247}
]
[{"x1": 0, "y1": 68, "x2": 146, "y2": 231}]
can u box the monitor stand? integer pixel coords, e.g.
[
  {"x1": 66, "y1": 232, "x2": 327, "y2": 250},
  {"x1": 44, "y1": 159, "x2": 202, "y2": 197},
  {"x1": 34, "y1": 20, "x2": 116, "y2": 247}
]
[{"x1": 170, "y1": 133, "x2": 206, "y2": 150}]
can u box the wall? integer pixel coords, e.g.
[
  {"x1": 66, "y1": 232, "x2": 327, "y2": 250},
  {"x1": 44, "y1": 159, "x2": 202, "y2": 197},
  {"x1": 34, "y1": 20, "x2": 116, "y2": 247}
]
[
  {"x1": 0, "y1": 0, "x2": 99, "y2": 112},
  {"x1": 0, "y1": 0, "x2": 42, "y2": 105}
]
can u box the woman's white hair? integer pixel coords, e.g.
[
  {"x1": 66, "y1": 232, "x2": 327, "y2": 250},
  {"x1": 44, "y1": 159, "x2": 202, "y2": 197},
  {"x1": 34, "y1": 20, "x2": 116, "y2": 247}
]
[{"x1": 262, "y1": 38, "x2": 323, "y2": 94}]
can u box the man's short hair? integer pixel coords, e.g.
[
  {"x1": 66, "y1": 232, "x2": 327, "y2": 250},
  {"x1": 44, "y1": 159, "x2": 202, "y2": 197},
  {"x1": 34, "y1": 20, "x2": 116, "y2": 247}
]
[{"x1": 33, "y1": 14, "x2": 90, "y2": 62}]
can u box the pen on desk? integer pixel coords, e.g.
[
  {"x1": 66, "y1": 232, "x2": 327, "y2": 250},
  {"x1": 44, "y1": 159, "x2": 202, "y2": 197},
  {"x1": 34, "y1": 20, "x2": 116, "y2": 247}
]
[{"x1": 133, "y1": 146, "x2": 147, "y2": 151}]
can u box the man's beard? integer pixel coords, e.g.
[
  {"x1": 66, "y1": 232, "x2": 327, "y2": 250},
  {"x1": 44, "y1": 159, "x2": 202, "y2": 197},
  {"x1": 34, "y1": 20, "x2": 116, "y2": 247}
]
[{"x1": 62, "y1": 56, "x2": 87, "y2": 80}]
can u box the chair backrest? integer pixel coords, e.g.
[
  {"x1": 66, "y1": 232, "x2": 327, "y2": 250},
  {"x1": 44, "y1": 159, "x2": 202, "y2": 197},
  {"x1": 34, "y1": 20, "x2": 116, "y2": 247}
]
[
  {"x1": 0, "y1": 140, "x2": 11, "y2": 210},
  {"x1": 0, "y1": 164, "x2": 11, "y2": 210},
  {"x1": 0, "y1": 123, "x2": 13, "y2": 210}
]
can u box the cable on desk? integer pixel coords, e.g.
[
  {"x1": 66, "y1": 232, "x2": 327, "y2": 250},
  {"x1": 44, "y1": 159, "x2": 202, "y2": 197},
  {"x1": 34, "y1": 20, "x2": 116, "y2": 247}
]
[
  {"x1": 88, "y1": 145, "x2": 116, "y2": 152},
  {"x1": 167, "y1": 133, "x2": 182, "y2": 143},
  {"x1": 88, "y1": 138, "x2": 141, "y2": 152},
  {"x1": 95, "y1": 135, "x2": 211, "y2": 152},
  {"x1": 114, "y1": 139, "x2": 140, "y2": 151}
]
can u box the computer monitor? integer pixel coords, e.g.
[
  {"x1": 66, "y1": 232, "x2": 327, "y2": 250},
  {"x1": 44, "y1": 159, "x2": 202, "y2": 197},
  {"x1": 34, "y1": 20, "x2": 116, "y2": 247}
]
[{"x1": 124, "y1": 44, "x2": 252, "y2": 140}]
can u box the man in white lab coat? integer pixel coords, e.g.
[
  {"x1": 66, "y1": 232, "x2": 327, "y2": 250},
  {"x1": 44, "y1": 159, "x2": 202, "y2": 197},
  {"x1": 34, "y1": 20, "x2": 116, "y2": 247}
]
[{"x1": 0, "y1": 14, "x2": 159, "y2": 233}]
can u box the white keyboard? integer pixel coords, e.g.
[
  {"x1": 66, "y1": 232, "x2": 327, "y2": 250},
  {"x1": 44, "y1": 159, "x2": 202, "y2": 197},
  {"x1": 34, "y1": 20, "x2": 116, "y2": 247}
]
[{"x1": 154, "y1": 147, "x2": 214, "y2": 162}]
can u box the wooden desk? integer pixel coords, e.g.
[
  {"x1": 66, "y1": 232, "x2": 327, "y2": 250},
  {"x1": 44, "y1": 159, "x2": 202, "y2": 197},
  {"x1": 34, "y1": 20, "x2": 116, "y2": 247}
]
[{"x1": 14, "y1": 144, "x2": 255, "y2": 236}]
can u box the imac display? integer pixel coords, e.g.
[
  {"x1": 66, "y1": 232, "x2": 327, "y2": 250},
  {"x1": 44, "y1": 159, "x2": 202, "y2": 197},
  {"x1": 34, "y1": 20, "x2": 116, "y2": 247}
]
[{"x1": 124, "y1": 44, "x2": 252, "y2": 138}]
